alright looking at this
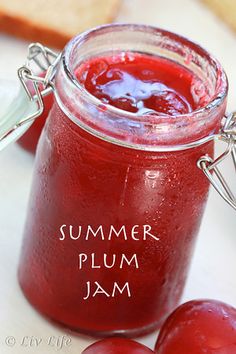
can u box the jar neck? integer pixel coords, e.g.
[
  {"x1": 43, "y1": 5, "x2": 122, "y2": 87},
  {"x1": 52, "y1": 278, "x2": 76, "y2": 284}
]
[{"x1": 54, "y1": 24, "x2": 228, "y2": 151}]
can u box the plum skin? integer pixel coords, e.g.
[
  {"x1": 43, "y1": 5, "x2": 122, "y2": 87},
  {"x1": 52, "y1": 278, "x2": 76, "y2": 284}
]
[
  {"x1": 82, "y1": 337, "x2": 154, "y2": 353},
  {"x1": 155, "y1": 299, "x2": 236, "y2": 354}
]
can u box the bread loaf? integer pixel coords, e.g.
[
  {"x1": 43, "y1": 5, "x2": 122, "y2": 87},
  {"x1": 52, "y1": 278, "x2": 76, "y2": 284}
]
[
  {"x1": 0, "y1": 0, "x2": 120, "y2": 49},
  {"x1": 202, "y1": 0, "x2": 236, "y2": 32}
]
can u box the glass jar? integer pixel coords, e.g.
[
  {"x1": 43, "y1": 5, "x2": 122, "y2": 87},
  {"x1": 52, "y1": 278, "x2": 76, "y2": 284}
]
[{"x1": 1, "y1": 24, "x2": 235, "y2": 337}]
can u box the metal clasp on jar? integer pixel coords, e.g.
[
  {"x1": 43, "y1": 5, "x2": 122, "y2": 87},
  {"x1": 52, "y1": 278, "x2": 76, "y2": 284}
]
[
  {"x1": 198, "y1": 112, "x2": 236, "y2": 211},
  {"x1": 0, "y1": 43, "x2": 60, "y2": 148},
  {"x1": 17, "y1": 43, "x2": 60, "y2": 121}
]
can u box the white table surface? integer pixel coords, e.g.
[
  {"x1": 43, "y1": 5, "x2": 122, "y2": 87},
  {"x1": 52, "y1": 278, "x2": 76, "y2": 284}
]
[{"x1": 0, "y1": 0, "x2": 236, "y2": 353}]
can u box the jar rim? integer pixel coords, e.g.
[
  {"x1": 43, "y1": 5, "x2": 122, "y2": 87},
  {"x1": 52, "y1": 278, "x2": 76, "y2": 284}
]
[
  {"x1": 62, "y1": 23, "x2": 228, "y2": 124},
  {"x1": 54, "y1": 23, "x2": 228, "y2": 151}
]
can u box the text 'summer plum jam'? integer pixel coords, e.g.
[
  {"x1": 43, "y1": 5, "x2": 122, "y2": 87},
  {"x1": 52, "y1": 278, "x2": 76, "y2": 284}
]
[{"x1": 17, "y1": 24, "x2": 228, "y2": 336}]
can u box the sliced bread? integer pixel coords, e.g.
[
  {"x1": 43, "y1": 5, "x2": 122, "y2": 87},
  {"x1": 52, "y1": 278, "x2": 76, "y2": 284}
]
[
  {"x1": 0, "y1": 0, "x2": 120, "y2": 49},
  {"x1": 202, "y1": 0, "x2": 236, "y2": 32}
]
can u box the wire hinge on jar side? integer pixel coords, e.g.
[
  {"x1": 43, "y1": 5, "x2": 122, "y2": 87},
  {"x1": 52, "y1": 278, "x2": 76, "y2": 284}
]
[
  {"x1": 197, "y1": 112, "x2": 236, "y2": 211},
  {"x1": 0, "y1": 43, "x2": 61, "y2": 146},
  {"x1": 17, "y1": 43, "x2": 61, "y2": 125}
]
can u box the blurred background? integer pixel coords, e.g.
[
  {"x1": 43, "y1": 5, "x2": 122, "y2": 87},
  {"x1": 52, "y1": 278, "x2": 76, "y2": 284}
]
[{"x1": 0, "y1": 0, "x2": 236, "y2": 353}]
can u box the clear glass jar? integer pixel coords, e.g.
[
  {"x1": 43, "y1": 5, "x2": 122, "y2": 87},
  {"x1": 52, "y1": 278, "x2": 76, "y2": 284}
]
[{"x1": 14, "y1": 24, "x2": 229, "y2": 336}]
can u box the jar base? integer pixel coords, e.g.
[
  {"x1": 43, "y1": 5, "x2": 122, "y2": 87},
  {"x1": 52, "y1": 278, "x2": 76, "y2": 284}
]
[
  {"x1": 57, "y1": 318, "x2": 164, "y2": 338},
  {"x1": 19, "y1": 275, "x2": 166, "y2": 338}
]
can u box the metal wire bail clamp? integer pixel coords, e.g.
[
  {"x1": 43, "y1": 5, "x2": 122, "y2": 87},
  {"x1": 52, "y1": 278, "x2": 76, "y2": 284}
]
[
  {"x1": 17, "y1": 43, "x2": 60, "y2": 127},
  {"x1": 197, "y1": 112, "x2": 236, "y2": 211}
]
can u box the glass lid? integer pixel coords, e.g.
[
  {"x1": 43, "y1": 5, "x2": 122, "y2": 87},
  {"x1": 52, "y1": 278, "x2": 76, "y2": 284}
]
[{"x1": 0, "y1": 79, "x2": 37, "y2": 151}]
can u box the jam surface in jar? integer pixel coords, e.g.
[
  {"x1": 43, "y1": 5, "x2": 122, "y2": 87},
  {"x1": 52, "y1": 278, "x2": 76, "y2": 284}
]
[
  {"x1": 19, "y1": 51, "x2": 217, "y2": 336},
  {"x1": 76, "y1": 52, "x2": 210, "y2": 116}
]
